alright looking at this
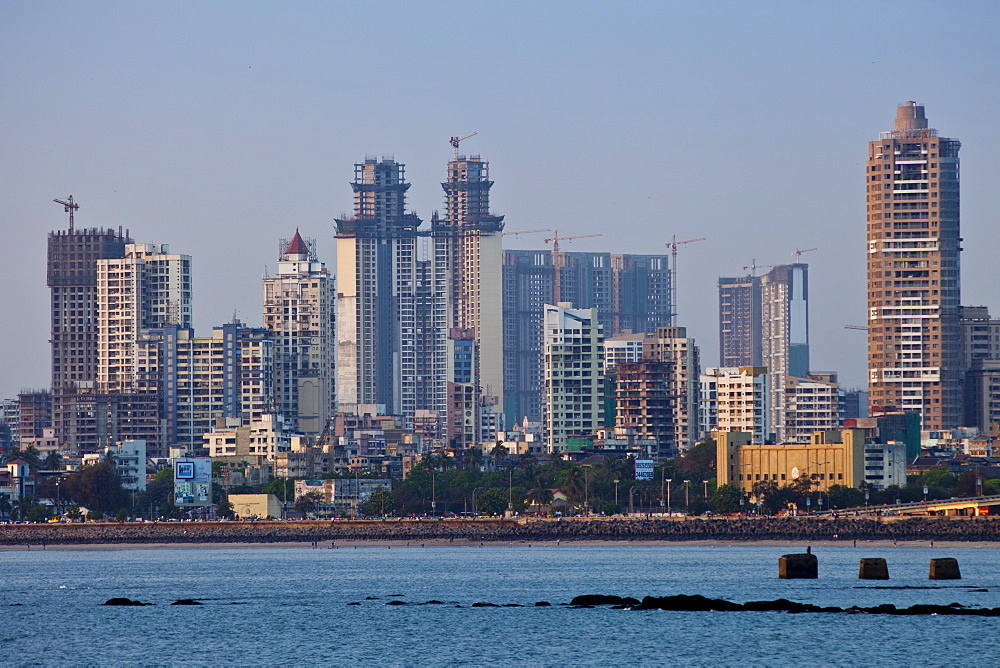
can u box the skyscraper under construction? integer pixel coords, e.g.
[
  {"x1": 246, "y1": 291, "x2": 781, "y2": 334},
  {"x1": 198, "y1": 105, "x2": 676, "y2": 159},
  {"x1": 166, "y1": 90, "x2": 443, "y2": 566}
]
[{"x1": 866, "y1": 102, "x2": 962, "y2": 431}]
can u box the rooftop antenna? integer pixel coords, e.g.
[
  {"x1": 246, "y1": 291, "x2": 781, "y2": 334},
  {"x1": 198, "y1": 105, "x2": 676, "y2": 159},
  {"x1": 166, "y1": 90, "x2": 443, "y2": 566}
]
[
  {"x1": 53, "y1": 196, "x2": 79, "y2": 231},
  {"x1": 449, "y1": 131, "x2": 478, "y2": 159}
]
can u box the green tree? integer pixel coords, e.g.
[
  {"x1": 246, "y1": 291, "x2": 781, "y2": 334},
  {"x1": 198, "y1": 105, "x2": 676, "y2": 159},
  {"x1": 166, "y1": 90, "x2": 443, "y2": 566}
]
[
  {"x1": 955, "y1": 471, "x2": 980, "y2": 497},
  {"x1": 712, "y1": 484, "x2": 747, "y2": 514},
  {"x1": 921, "y1": 466, "x2": 956, "y2": 490},
  {"x1": 826, "y1": 484, "x2": 864, "y2": 509},
  {"x1": 61, "y1": 460, "x2": 129, "y2": 515},
  {"x1": 475, "y1": 488, "x2": 507, "y2": 515},
  {"x1": 0, "y1": 495, "x2": 11, "y2": 520},
  {"x1": 750, "y1": 480, "x2": 783, "y2": 515},
  {"x1": 360, "y1": 488, "x2": 395, "y2": 517},
  {"x1": 557, "y1": 467, "x2": 585, "y2": 501},
  {"x1": 25, "y1": 500, "x2": 52, "y2": 523},
  {"x1": 465, "y1": 447, "x2": 484, "y2": 471},
  {"x1": 65, "y1": 504, "x2": 82, "y2": 522},
  {"x1": 294, "y1": 490, "x2": 324, "y2": 516},
  {"x1": 41, "y1": 451, "x2": 63, "y2": 471}
]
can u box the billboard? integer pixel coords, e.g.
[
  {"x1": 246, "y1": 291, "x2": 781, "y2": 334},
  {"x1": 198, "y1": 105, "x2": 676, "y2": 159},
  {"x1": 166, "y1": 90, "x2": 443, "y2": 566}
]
[
  {"x1": 173, "y1": 457, "x2": 213, "y2": 507},
  {"x1": 635, "y1": 459, "x2": 655, "y2": 481}
]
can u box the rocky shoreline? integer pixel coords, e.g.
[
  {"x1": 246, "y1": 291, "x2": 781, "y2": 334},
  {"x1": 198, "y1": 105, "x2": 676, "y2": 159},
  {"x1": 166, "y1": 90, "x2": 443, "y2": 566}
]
[{"x1": 2, "y1": 516, "x2": 1000, "y2": 546}]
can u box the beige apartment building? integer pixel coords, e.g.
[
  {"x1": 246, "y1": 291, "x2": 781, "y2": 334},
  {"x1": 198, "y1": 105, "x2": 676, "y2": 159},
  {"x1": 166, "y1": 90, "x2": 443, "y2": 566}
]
[{"x1": 866, "y1": 101, "x2": 962, "y2": 431}]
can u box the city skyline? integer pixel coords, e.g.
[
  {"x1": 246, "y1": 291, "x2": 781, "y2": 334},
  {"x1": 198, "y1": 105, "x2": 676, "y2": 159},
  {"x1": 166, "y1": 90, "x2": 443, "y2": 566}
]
[{"x1": 2, "y1": 1, "x2": 999, "y2": 399}]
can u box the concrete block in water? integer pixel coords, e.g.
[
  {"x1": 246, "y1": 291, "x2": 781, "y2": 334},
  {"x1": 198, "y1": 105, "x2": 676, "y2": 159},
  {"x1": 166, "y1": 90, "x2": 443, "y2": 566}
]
[
  {"x1": 929, "y1": 558, "x2": 961, "y2": 580},
  {"x1": 779, "y1": 553, "x2": 818, "y2": 579},
  {"x1": 859, "y1": 558, "x2": 889, "y2": 580}
]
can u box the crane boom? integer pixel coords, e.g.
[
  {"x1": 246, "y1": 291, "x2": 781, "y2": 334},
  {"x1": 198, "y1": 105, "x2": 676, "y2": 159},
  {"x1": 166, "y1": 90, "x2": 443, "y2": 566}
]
[
  {"x1": 449, "y1": 131, "x2": 478, "y2": 159},
  {"x1": 664, "y1": 235, "x2": 705, "y2": 325},
  {"x1": 791, "y1": 247, "x2": 818, "y2": 262},
  {"x1": 542, "y1": 230, "x2": 604, "y2": 302},
  {"x1": 503, "y1": 228, "x2": 551, "y2": 236},
  {"x1": 53, "y1": 196, "x2": 79, "y2": 231}
]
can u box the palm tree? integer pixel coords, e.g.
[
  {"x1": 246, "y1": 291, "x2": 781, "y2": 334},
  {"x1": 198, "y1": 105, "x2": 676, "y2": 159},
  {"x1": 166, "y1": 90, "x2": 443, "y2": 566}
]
[
  {"x1": 525, "y1": 480, "x2": 554, "y2": 508},
  {"x1": 0, "y1": 495, "x2": 11, "y2": 520},
  {"x1": 42, "y1": 451, "x2": 63, "y2": 472},
  {"x1": 519, "y1": 453, "x2": 538, "y2": 470},
  {"x1": 466, "y1": 447, "x2": 484, "y2": 471},
  {"x1": 559, "y1": 467, "x2": 585, "y2": 501},
  {"x1": 490, "y1": 442, "x2": 509, "y2": 464}
]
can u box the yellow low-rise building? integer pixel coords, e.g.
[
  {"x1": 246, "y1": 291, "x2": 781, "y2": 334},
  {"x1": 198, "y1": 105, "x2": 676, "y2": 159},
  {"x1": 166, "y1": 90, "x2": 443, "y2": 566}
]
[
  {"x1": 228, "y1": 493, "x2": 282, "y2": 519},
  {"x1": 716, "y1": 429, "x2": 906, "y2": 492}
]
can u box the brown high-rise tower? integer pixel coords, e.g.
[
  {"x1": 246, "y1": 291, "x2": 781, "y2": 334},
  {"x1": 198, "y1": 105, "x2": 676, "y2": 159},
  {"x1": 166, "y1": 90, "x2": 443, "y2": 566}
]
[{"x1": 866, "y1": 102, "x2": 962, "y2": 431}]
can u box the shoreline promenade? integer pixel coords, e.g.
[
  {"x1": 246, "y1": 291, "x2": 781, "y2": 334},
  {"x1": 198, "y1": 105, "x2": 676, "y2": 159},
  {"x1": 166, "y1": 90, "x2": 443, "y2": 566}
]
[{"x1": 2, "y1": 517, "x2": 999, "y2": 546}]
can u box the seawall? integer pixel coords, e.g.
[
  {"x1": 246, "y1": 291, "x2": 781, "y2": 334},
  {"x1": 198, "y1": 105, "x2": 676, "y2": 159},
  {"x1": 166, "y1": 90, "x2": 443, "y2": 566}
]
[{"x1": 2, "y1": 517, "x2": 999, "y2": 546}]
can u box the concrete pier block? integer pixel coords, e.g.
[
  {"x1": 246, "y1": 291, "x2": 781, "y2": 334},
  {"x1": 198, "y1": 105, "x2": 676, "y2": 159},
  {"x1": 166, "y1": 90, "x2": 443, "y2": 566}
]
[
  {"x1": 859, "y1": 558, "x2": 889, "y2": 580},
  {"x1": 929, "y1": 558, "x2": 961, "y2": 580},
  {"x1": 779, "y1": 553, "x2": 818, "y2": 579}
]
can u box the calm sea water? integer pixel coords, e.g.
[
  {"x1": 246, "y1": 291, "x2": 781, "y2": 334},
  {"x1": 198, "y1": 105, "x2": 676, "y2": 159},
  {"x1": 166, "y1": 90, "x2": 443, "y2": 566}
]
[{"x1": 2, "y1": 542, "x2": 998, "y2": 666}]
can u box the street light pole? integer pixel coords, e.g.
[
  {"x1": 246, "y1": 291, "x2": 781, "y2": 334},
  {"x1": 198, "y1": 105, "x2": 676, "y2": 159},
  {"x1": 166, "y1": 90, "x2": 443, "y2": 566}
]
[
  {"x1": 665, "y1": 478, "x2": 673, "y2": 516},
  {"x1": 614, "y1": 479, "x2": 619, "y2": 509},
  {"x1": 683, "y1": 480, "x2": 690, "y2": 514}
]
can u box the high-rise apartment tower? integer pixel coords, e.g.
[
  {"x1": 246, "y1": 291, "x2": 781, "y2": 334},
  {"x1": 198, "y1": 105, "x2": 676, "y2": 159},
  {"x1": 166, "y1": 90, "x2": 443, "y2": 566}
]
[{"x1": 866, "y1": 102, "x2": 962, "y2": 431}]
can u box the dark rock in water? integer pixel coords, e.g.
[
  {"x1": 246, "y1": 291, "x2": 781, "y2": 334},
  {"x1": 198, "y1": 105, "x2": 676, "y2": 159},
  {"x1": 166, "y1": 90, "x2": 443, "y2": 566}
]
[
  {"x1": 570, "y1": 594, "x2": 639, "y2": 607},
  {"x1": 388, "y1": 593, "x2": 405, "y2": 597},
  {"x1": 365, "y1": 596, "x2": 380, "y2": 600},
  {"x1": 534, "y1": 601, "x2": 551, "y2": 607},
  {"x1": 423, "y1": 600, "x2": 444, "y2": 605},
  {"x1": 471, "y1": 602, "x2": 499, "y2": 607},
  {"x1": 570, "y1": 604, "x2": 595, "y2": 609},
  {"x1": 636, "y1": 594, "x2": 743, "y2": 612},
  {"x1": 170, "y1": 599, "x2": 202, "y2": 605},
  {"x1": 103, "y1": 597, "x2": 149, "y2": 606},
  {"x1": 347, "y1": 602, "x2": 361, "y2": 606},
  {"x1": 385, "y1": 600, "x2": 406, "y2": 606},
  {"x1": 970, "y1": 588, "x2": 989, "y2": 593}
]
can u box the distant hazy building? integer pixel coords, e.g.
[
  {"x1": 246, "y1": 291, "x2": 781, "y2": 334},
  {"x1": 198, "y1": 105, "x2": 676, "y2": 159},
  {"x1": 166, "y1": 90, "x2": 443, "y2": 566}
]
[
  {"x1": 718, "y1": 275, "x2": 762, "y2": 368},
  {"x1": 960, "y1": 307, "x2": 1000, "y2": 431},
  {"x1": 866, "y1": 102, "x2": 962, "y2": 431},
  {"x1": 432, "y1": 155, "x2": 506, "y2": 424},
  {"x1": 504, "y1": 250, "x2": 671, "y2": 425},
  {"x1": 97, "y1": 243, "x2": 193, "y2": 392},
  {"x1": 48, "y1": 224, "x2": 130, "y2": 453},
  {"x1": 761, "y1": 264, "x2": 810, "y2": 439},
  {"x1": 335, "y1": 159, "x2": 422, "y2": 419},
  {"x1": 264, "y1": 231, "x2": 334, "y2": 435},
  {"x1": 543, "y1": 303, "x2": 604, "y2": 453}
]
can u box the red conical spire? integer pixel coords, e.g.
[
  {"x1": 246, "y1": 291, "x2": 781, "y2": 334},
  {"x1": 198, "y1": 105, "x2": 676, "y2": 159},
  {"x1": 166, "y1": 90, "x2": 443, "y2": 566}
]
[{"x1": 285, "y1": 228, "x2": 308, "y2": 257}]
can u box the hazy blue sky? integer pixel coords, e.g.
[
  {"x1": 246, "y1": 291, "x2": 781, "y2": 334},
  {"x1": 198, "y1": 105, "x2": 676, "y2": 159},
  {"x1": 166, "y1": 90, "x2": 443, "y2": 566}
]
[{"x1": 2, "y1": 0, "x2": 998, "y2": 400}]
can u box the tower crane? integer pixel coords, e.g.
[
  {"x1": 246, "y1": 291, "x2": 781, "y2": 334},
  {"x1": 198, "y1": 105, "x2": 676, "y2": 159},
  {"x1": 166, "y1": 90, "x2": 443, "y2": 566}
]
[
  {"x1": 543, "y1": 230, "x2": 603, "y2": 302},
  {"x1": 53, "y1": 196, "x2": 79, "y2": 232},
  {"x1": 791, "y1": 247, "x2": 818, "y2": 262},
  {"x1": 449, "y1": 132, "x2": 478, "y2": 159},
  {"x1": 844, "y1": 325, "x2": 869, "y2": 331},
  {"x1": 664, "y1": 236, "x2": 705, "y2": 326},
  {"x1": 742, "y1": 259, "x2": 777, "y2": 275}
]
